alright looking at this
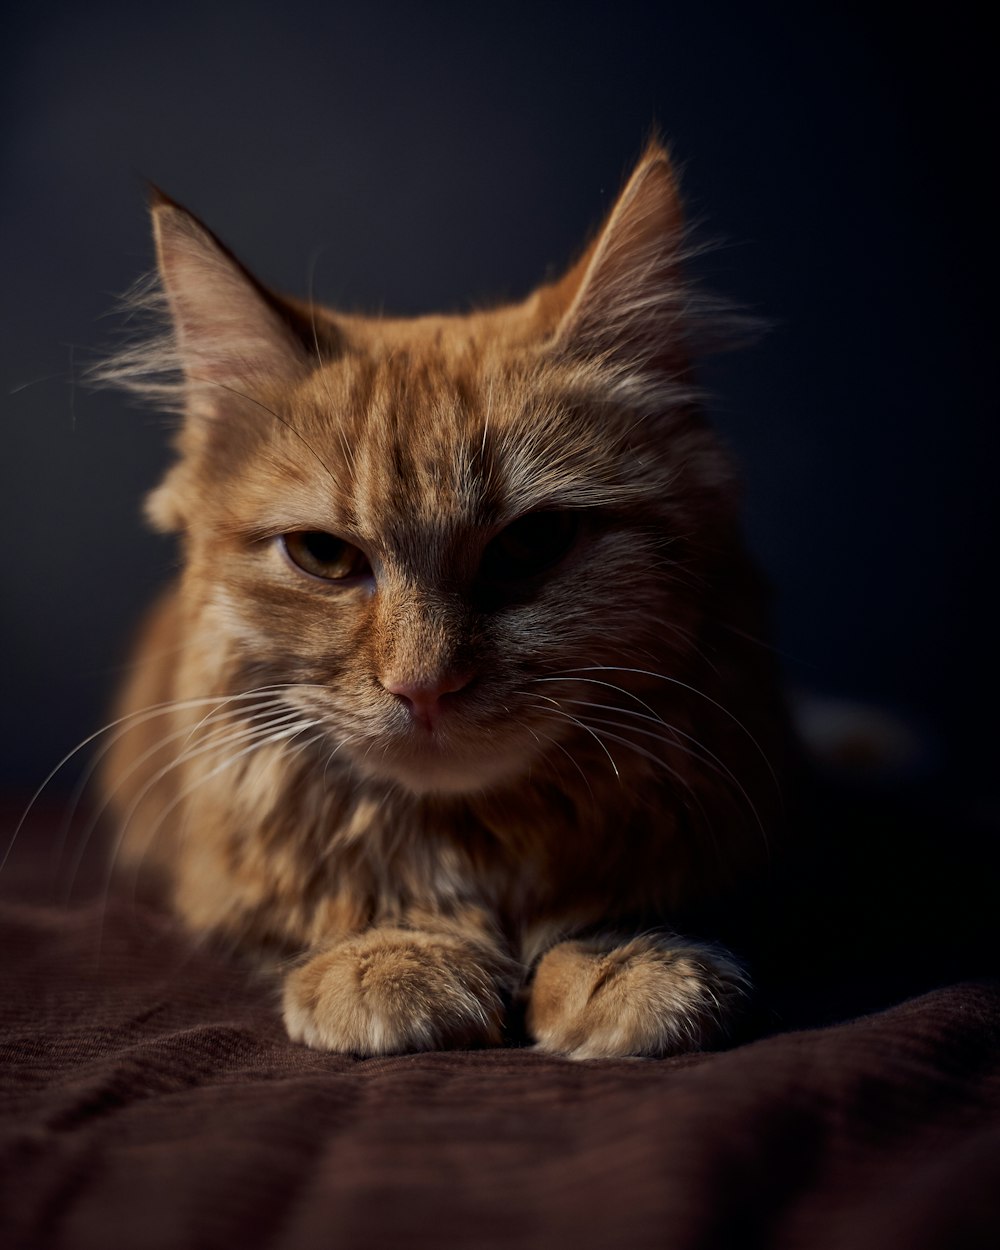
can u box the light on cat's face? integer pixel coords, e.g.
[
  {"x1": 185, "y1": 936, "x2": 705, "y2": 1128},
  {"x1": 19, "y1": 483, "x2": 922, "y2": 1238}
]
[
  {"x1": 180, "y1": 349, "x2": 702, "y2": 800},
  {"x1": 264, "y1": 507, "x2": 595, "y2": 795}
]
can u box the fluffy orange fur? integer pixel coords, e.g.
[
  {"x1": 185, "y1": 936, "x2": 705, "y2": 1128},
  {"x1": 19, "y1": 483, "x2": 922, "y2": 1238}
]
[{"x1": 100, "y1": 142, "x2": 788, "y2": 1058}]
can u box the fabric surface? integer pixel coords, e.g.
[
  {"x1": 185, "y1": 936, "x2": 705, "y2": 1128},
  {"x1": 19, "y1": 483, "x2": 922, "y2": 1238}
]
[{"x1": 2, "y1": 805, "x2": 999, "y2": 1250}]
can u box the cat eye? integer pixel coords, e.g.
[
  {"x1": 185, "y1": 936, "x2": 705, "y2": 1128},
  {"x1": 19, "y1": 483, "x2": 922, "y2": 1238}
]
[
  {"x1": 280, "y1": 531, "x2": 372, "y2": 583},
  {"x1": 479, "y1": 510, "x2": 580, "y2": 585}
]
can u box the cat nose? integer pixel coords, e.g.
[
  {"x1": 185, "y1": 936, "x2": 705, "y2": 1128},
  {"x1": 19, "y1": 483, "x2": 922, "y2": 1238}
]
[{"x1": 380, "y1": 670, "x2": 474, "y2": 731}]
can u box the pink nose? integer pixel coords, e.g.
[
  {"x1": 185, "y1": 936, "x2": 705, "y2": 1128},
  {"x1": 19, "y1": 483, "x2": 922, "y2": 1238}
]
[{"x1": 381, "y1": 671, "x2": 473, "y2": 731}]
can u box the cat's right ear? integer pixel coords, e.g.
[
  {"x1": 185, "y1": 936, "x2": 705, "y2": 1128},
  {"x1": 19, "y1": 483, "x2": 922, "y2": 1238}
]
[
  {"x1": 149, "y1": 189, "x2": 311, "y2": 413},
  {"x1": 143, "y1": 192, "x2": 334, "y2": 532}
]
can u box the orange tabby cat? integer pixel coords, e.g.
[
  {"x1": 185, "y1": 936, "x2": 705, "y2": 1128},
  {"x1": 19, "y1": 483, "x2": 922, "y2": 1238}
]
[{"x1": 100, "y1": 142, "x2": 788, "y2": 1058}]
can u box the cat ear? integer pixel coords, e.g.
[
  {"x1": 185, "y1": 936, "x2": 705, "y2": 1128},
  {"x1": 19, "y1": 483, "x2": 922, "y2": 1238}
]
[
  {"x1": 150, "y1": 190, "x2": 309, "y2": 407},
  {"x1": 550, "y1": 142, "x2": 687, "y2": 371}
]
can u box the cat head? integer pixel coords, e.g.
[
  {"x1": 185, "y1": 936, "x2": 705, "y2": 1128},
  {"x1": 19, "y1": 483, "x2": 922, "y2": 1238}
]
[{"x1": 104, "y1": 143, "x2": 742, "y2": 797}]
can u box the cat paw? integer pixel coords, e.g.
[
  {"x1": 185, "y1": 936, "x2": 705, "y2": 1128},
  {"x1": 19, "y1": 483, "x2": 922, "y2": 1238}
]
[
  {"x1": 282, "y1": 928, "x2": 507, "y2": 1054},
  {"x1": 526, "y1": 935, "x2": 748, "y2": 1060}
]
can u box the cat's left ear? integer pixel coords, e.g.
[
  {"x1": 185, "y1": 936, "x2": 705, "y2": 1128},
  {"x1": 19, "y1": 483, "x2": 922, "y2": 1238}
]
[
  {"x1": 548, "y1": 141, "x2": 687, "y2": 372},
  {"x1": 151, "y1": 190, "x2": 310, "y2": 410}
]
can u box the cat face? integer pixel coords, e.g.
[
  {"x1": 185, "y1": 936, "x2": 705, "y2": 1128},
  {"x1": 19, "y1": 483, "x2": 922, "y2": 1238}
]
[
  {"x1": 109, "y1": 147, "x2": 738, "y2": 798},
  {"x1": 176, "y1": 349, "x2": 730, "y2": 795}
]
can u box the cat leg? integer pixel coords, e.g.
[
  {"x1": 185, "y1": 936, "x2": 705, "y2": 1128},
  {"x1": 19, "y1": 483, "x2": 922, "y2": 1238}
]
[
  {"x1": 282, "y1": 925, "x2": 514, "y2": 1055},
  {"x1": 526, "y1": 934, "x2": 748, "y2": 1060}
]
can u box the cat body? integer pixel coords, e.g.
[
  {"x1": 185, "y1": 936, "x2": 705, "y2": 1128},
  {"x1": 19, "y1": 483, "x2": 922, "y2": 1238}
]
[{"x1": 101, "y1": 144, "x2": 788, "y2": 1058}]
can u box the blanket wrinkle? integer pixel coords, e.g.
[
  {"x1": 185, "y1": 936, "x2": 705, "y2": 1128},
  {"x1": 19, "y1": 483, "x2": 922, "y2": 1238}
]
[{"x1": 2, "y1": 807, "x2": 999, "y2": 1249}]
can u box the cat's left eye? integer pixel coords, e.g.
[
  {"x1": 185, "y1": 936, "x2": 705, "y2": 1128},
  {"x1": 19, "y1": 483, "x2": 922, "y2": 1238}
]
[{"x1": 280, "y1": 531, "x2": 372, "y2": 582}]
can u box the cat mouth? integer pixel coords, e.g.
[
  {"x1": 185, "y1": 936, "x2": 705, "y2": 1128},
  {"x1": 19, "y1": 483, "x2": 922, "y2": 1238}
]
[
  {"x1": 359, "y1": 720, "x2": 532, "y2": 797},
  {"x1": 287, "y1": 687, "x2": 542, "y2": 796}
]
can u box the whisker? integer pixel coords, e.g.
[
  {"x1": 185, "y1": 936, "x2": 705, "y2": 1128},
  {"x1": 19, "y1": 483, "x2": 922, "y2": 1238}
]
[
  {"x1": 322, "y1": 733, "x2": 358, "y2": 787},
  {"x1": 64, "y1": 704, "x2": 305, "y2": 902},
  {"x1": 98, "y1": 717, "x2": 322, "y2": 957},
  {"x1": 123, "y1": 727, "x2": 330, "y2": 918},
  {"x1": 536, "y1": 674, "x2": 771, "y2": 858},
  {"x1": 531, "y1": 693, "x2": 621, "y2": 782},
  {"x1": 304, "y1": 259, "x2": 359, "y2": 480},
  {"x1": 530, "y1": 675, "x2": 664, "y2": 724},
  {"x1": 202, "y1": 377, "x2": 341, "y2": 491},
  {"x1": 519, "y1": 709, "x2": 596, "y2": 807},
  {"x1": 560, "y1": 665, "x2": 779, "y2": 792},
  {"x1": 574, "y1": 722, "x2": 714, "y2": 844},
  {"x1": 54, "y1": 693, "x2": 298, "y2": 887},
  {"x1": 555, "y1": 696, "x2": 755, "y2": 800},
  {"x1": 3, "y1": 687, "x2": 302, "y2": 881},
  {"x1": 574, "y1": 710, "x2": 767, "y2": 847},
  {"x1": 530, "y1": 695, "x2": 717, "y2": 856},
  {"x1": 181, "y1": 689, "x2": 298, "y2": 746}
]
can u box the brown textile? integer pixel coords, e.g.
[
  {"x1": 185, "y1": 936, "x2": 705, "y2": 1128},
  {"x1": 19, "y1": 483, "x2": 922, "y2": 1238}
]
[{"x1": 2, "y1": 816, "x2": 999, "y2": 1250}]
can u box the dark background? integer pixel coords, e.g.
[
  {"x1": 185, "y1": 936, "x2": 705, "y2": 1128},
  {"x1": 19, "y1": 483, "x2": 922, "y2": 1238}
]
[{"x1": 3, "y1": 0, "x2": 995, "y2": 823}]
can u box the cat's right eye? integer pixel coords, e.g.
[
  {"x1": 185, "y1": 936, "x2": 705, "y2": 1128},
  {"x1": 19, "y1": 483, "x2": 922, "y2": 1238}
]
[{"x1": 280, "y1": 531, "x2": 372, "y2": 583}]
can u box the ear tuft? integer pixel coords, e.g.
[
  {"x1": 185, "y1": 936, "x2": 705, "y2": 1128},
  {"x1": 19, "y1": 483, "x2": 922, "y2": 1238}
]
[
  {"x1": 90, "y1": 195, "x2": 316, "y2": 417},
  {"x1": 150, "y1": 199, "x2": 307, "y2": 406},
  {"x1": 552, "y1": 143, "x2": 688, "y2": 372}
]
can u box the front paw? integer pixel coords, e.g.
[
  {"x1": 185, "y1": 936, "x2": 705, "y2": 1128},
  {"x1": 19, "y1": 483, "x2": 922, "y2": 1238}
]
[
  {"x1": 283, "y1": 928, "x2": 507, "y2": 1055},
  {"x1": 527, "y1": 935, "x2": 748, "y2": 1060}
]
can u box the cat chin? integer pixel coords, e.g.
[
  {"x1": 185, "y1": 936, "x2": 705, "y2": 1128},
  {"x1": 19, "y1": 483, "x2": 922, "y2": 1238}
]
[{"x1": 356, "y1": 744, "x2": 528, "y2": 798}]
